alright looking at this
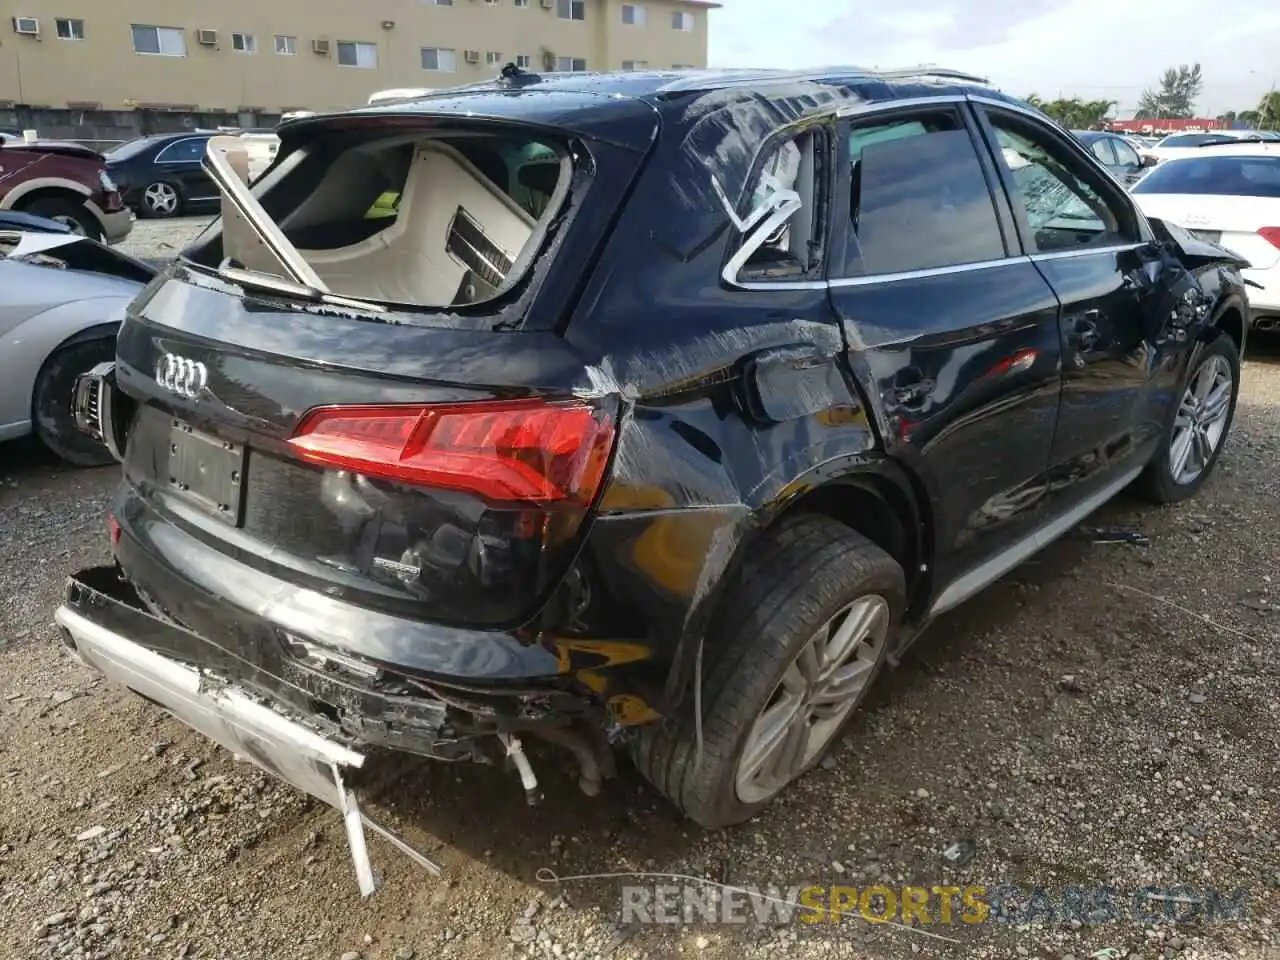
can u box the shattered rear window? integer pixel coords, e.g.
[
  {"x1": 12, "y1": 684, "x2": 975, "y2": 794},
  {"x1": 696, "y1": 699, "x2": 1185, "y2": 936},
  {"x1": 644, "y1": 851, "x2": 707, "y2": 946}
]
[{"x1": 190, "y1": 130, "x2": 568, "y2": 310}]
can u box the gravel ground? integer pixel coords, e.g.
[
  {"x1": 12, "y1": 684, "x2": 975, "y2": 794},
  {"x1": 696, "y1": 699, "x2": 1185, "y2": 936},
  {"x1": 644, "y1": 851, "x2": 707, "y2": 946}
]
[{"x1": 1, "y1": 220, "x2": 1277, "y2": 960}]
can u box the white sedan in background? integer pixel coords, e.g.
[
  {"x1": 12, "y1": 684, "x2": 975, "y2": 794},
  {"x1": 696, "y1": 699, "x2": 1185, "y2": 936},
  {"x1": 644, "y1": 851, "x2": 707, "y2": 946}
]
[{"x1": 1132, "y1": 147, "x2": 1280, "y2": 330}]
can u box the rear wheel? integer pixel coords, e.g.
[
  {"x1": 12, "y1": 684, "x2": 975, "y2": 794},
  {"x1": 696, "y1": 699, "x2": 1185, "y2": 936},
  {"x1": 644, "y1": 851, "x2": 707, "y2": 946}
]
[
  {"x1": 1138, "y1": 331, "x2": 1240, "y2": 503},
  {"x1": 140, "y1": 181, "x2": 181, "y2": 219},
  {"x1": 32, "y1": 338, "x2": 117, "y2": 467},
  {"x1": 632, "y1": 515, "x2": 905, "y2": 829},
  {"x1": 19, "y1": 196, "x2": 101, "y2": 241}
]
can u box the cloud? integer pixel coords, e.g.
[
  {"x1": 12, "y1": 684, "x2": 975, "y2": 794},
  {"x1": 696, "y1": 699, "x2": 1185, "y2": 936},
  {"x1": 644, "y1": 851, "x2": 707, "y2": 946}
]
[{"x1": 709, "y1": 0, "x2": 1280, "y2": 115}]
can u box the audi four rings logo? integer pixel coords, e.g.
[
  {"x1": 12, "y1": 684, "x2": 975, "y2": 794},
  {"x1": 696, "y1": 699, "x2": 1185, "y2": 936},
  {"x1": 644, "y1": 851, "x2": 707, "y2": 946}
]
[{"x1": 156, "y1": 354, "x2": 209, "y2": 399}]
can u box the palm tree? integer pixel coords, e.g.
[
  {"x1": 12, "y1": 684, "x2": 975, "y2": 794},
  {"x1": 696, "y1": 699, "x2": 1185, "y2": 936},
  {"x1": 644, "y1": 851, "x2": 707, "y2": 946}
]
[{"x1": 1258, "y1": 90, "x2": 1280, "y2": 129}]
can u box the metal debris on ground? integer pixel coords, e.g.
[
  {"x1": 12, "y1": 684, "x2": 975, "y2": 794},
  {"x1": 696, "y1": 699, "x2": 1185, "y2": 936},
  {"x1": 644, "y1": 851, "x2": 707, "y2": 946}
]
[
  {"x1": 1084, "y1": 526, "x2": 1150, "y2": 546},
  {"x1": 940, "y1": 838, "x2": 976, "y2": 867}
]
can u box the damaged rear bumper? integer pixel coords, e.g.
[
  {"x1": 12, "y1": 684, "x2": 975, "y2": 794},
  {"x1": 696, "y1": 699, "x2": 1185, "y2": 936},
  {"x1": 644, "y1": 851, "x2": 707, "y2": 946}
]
[
  {"x1": 55, "y1": 593, "x2": 365, "y2": 800},
  {"x1": 53, "y1": 572, "x2": 443, "y2": 894}
]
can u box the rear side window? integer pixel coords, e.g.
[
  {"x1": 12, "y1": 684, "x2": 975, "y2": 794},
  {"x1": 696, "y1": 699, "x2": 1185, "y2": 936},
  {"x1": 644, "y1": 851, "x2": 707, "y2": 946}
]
[
  {"x1": 842, "y1": 111, "x2": 1006, "y2": 277},
  {"x1": 736, "y1": 127, "x2": 827, "y2": 281},
  {"x1": 155, "y1": 139, "x2": 208, "y2": 163},
  {"x1": 1133, "y1": 156, "x2": 1280, "y2": 197}
]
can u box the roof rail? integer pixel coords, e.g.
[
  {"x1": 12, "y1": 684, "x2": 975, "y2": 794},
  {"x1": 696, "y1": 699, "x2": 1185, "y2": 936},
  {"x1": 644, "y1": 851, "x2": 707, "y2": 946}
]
[{"x1": 871, "y1": 67, "x2": 989, "y2": 84}]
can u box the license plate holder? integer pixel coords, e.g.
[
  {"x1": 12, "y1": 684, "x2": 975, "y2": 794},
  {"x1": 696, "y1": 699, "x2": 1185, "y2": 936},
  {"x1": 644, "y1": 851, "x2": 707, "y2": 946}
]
[{"x1": 167, "y1": 420, "x2": 245, "y2": 526}]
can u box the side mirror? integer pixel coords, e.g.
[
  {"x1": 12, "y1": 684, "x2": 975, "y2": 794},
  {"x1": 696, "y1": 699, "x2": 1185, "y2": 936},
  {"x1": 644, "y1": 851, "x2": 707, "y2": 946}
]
[{"x1": 1141, "y1": 154, "x2": 1158, "y2": 168}]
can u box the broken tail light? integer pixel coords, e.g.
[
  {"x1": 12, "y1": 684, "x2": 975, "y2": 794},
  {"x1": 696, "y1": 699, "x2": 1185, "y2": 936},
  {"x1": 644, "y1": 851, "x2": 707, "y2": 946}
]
[{"x1": 287, "y1": 398, "x2": 616, "y2": 507}]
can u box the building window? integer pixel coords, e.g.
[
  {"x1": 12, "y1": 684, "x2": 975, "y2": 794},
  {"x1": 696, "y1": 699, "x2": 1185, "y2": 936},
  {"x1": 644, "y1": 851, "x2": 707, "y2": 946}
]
[
  {"x1": 421, "y1": 46, "x2": 457, "y2": 72},
  {"x1": 515, "y1": 54, "x2": 531, "y2": 68},
  {"x1": 275, "y1": 35, "x2": 297, "y2": 55},
  {"x1": 55, "y1": 18, "x2": 84, "y2": 40},
  {"x1": 430, "y1": 0, "x2": 453, "y2": 5},
  {"x1": 514, "y1": 0, "x2": 529, "y2": 6},
  {"x1": 621, "y1": 4, "x2": 646, "y2": 25},
  {"x1": 557, "y1": 0, "x2": 586, "y2": 21},
  {"x1": 671, "y1": 10, "x2": 694, "y2": 30},
  {"x1": 131, "y1": 25, "x2": 186, "y2": 57},
  {"x1": 485, "y1": 0, "x2": 499, "y2": 5},
  {"x1": 556, "y1": 56, "x2": 587, "y2": 71},
  {"x1": 621, "y1": 60, "x2": 648, "y2": 70},
  {"x1": 231, "y1": 32, "x2": 256, "y2": 54},
  {"x1": 486, "y1": 51, "x2": 504, "y2": 65},
  {"x1": 337, "y1": 40, "x2": 377, "y2": 69}
]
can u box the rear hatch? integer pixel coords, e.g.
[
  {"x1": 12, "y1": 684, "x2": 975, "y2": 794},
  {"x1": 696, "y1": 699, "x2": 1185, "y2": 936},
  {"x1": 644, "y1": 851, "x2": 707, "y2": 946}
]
[{"x1": 112, "y1": 91, "x2": 657, "y2": 632}]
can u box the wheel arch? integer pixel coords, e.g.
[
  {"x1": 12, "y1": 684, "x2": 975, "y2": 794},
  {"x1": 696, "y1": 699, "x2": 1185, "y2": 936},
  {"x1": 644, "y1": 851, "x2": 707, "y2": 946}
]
[
  {"x1": 4, "y1": 179, "x2": 92, "y2": 210},
  {"x1": 1209, "y1": 295, "x2": 1247, "y2": 357},
  {"x1": 31, "y1": 321, "x2": 121, "y2": 415},
  {"x1": 662, "y1": 454, "x2": 935, "y2": 711}
]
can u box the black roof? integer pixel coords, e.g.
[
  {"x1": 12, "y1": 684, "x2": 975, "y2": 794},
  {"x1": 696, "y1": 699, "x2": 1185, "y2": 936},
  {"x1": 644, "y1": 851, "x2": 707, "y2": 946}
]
[{"x1": 389, "y1": 64, "x2": 1009, "y2": 103}]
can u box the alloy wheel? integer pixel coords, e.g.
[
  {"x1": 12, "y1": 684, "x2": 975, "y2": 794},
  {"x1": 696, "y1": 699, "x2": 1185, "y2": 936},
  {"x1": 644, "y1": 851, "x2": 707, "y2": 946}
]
[
  {"x1": 735, "y1": 594, "x2": 889, "y2": 804},
  {"x1": 1169, "y1": 353, "x2": 1233, "y2": 485},
  {"x1": 143, "y1": 182, "x2": 178, "y2": 216}
]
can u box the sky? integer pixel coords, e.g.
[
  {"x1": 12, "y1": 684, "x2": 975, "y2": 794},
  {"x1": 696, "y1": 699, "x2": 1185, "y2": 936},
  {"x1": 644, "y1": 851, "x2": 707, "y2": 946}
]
[{"x1": 706, "y1": 0, "x2": 1280, "y2": 118}]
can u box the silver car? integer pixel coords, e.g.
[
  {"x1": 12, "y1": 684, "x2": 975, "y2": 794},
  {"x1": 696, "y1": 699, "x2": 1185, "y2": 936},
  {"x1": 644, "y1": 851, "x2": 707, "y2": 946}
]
[{"x1": 0, "y1": 222, "x2": 153, "y2": 464}]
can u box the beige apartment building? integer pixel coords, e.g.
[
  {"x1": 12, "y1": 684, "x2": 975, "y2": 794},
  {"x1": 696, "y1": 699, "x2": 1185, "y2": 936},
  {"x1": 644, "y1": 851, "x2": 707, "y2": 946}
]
[{"x1": 0, "y1": 0, "x2": 716, "y2": 113}]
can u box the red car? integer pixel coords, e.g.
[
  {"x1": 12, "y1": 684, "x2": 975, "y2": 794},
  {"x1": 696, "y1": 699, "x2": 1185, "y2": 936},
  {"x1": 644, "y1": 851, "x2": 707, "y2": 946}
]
[{"x1": 0, "y1": 140, "x2": 133, "y2": 244}]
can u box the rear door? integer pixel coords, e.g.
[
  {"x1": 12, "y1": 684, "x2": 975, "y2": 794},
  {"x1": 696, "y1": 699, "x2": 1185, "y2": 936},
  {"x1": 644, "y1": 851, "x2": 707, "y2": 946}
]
[
  {"x1": 973, "y1": 102, "x2": 1168, "y2": 505},
  {"x1": 826, "y1": 100, "x2": 1064, "y2": 602},
  {"x1": 154, "y1": 137, "x2": 216, "y2": 202}
]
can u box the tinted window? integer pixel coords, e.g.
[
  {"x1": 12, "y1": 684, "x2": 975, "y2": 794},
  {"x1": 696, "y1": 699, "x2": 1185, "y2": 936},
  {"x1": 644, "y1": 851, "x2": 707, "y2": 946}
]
[
  {"x1": 155, "y1": 138, "x2": 208, "y2": 163},
  {"x1": 986, "y1": 112, "x2": 1132, "y2": 253},
  {"x1": 844, "y1": 112, "x2": 1005, "y2": 276},
  {"x1": 1112, "y1": 138, "x2": 1141, "y2": 168},
  {"x1": 1132, "y1": 155, "x2": 1280, "y2": 197}
]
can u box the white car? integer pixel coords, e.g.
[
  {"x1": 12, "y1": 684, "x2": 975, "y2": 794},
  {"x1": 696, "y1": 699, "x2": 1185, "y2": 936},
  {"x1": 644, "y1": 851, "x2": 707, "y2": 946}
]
[
  {"x1": 0, "y1": 226, "x2": 153, "y2": 464},
  {"x1": 1132, "y1": 148, "x2": 1280, "y2": 329},
  {"x1": 1143, "y1": 130, "x2": 1278, "y2": 165}
]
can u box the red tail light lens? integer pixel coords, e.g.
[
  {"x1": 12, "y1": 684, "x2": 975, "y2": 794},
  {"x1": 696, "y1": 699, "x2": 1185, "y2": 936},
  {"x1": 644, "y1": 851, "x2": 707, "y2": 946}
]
[
  {"x1": 108, "y1": 513, "x2": 121, "y2": 548},
  {"x1": 1259, "y1": 227, "x2": 1280, "y2": 250},
  {"x1": 287, "y1": 399, "x2": 615, "y2": 506}
]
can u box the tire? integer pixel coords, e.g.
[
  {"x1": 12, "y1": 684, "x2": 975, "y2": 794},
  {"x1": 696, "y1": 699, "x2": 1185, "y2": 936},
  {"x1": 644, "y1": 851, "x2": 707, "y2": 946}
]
[
  {"x1": 632, "y1": 514, "x2": 906, "y2": 829},
  {"x1": 139, "y1": 181, "x2": 182, "y2": 219},
  {"x1": 19, "y1": 197, "x2": 102, "y2": 241},
  {"x1": 1137, "y1": 331, "x2": 1240, "y2": 504},
  {"x1": 32, "y1": 337, "x2": 117, "y2": 467}
]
